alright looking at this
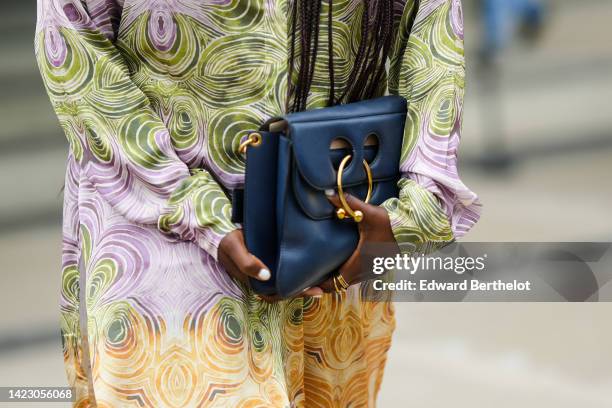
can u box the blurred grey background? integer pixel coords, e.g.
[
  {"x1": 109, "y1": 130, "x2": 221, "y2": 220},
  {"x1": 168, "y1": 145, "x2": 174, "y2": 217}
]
[{"x1": 0, "y1": 0, "x2": 611, "y2": 407}]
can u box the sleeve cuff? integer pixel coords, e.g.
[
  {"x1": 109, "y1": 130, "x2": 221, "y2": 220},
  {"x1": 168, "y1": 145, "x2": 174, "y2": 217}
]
[
  {"x1": 381, "y1": 178, "x2": 454, "y2": 255},
  {"x1": 158, "y1": 169, "x2": 238, "y2": 261}
]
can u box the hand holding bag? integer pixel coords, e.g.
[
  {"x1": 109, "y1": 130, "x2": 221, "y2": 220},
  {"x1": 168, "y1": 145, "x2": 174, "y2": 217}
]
[{"x1": 233, "y1": 95, "x2": 407, "y2": 298}]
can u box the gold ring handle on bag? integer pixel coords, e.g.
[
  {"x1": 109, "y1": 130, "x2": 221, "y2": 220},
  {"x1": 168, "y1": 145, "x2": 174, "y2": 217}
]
[
  {"x1": 239, "y1": 133, "x2": 262, "y2": 155},
  {"x1": 336, "y1": 155, "x2": 373, "y2": 223}
]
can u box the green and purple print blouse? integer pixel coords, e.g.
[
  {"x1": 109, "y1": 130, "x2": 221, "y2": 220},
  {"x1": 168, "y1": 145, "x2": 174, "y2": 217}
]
[{"x1": 35, "y1": 0, "x2": 480, "y2": 406}]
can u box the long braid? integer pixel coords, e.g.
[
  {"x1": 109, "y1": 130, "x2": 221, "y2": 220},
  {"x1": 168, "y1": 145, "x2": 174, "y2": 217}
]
[
  {"x1": 327, "y1": 0, "x2": 336, "y2": 106},
  {"x1": 348, "y1": 0, "x2": 381, "y2": 102},
  {"x1": 337, "y1": 0, "x2": 370, "y2": 103},
  {"x1": 288, "y1": 0, "x2": 395, "y2": 112},
  {"x1": 293, "y1": 0, "x2": 310, "y2": 111},
  {"x1": 289, "y1": 0, "x2": 322, "y2": 112},
  {"x1": 303, "y1": 0, "x2": 322, "y2": 109},
  {"x1": 363, "y1": 0, "x2": 395, "y2": 98},
  {"x1": 286, "y1": 0, "x2": 299, "y2": 112}
]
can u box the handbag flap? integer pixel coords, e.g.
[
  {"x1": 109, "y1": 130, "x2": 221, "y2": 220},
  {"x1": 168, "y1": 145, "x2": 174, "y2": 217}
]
[{"x1": 284, "y1": 95, "x2": 407, "y2": 190}]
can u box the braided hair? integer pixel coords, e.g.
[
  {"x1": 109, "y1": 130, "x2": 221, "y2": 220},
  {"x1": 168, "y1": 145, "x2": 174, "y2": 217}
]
[{"x1": 287, "y1": 0, "x2": 396, "y2": 113}]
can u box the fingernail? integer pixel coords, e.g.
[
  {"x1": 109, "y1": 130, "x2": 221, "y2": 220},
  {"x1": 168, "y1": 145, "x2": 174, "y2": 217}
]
[
  {"x1": 302, "y1": 287, "x2": 311, "y2": 292},
  {"x1": 258, "y1": 268, "x2": 271, "y2": 281},
  {"x1": 325, "y1": 189, "x2": 335, "y2": 197}
]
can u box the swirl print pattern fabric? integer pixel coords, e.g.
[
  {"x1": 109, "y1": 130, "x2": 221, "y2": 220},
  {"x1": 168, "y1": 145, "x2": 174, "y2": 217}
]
[{"x1": 35, "y1": 0, "x2": 480, "y2": 406}]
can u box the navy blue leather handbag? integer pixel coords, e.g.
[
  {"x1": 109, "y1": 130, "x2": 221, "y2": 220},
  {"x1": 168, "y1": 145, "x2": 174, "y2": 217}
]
[{"x1": 233, "y1": 95, "x2": 407, "y2": 298}]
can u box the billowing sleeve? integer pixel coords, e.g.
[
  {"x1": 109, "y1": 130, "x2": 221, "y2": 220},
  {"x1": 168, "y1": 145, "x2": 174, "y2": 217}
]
[
  {"x1": 383, "y1": 0, "x2": 482, "y2": 253},
  {"x1": 35, "y1": 0, "x2": 236, "y2": 260}
]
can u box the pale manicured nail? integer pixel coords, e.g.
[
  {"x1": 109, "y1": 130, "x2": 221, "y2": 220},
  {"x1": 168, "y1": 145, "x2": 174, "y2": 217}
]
[
  {"x1": 325, "y1": 189, "x2": 335, "y2": 197},
  {"x1": 258, "y1": 268, "x2": 271, "y2": 281}
]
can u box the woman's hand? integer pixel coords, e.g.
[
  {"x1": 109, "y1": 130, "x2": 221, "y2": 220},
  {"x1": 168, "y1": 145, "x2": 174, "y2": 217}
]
[
  {"x1": 315, "y1": 193, "x2": 399, "y2": 293},
  {"x1": 218, "y1": 230, "x2": 272, "y2": 285},
  {"x1": 218, "y1": 230, "x2": 324, "y2": 300}
]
